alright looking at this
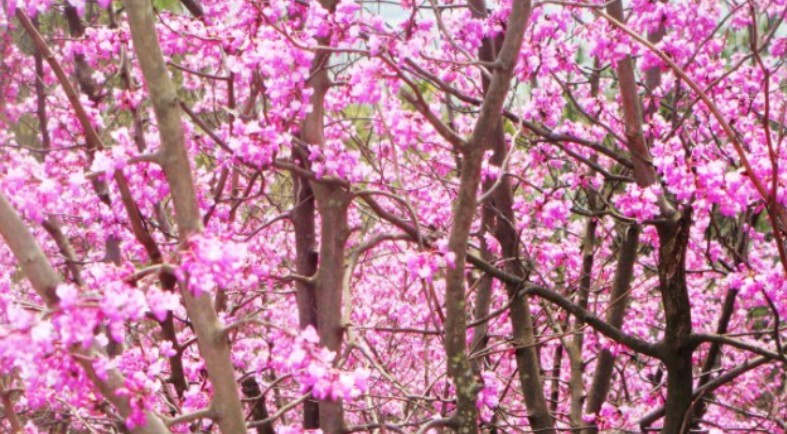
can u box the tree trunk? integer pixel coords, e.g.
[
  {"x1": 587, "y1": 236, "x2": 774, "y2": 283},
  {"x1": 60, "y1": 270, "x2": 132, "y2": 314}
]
[
  {"x1": 292, "y1": 167, "x2": 321, "y2": 428},
  {"x1": 583, "y1": 225, "x2": 640, "y2": 433},
  {"x1": 568, "y1": 208, "x2": 597, "y2": 427},
  {"x1": 657, "y1": 212, "x2": 694, "y2": 434},
  {"x1": 121, "y1": 0, "x2": 247, "y2": 432},
  {"x1": 298, "y1": 4, "x2": 348, "y2": 425},
  {"x1": 487, "y1": 139, "x2": 556, "y2": 433}
]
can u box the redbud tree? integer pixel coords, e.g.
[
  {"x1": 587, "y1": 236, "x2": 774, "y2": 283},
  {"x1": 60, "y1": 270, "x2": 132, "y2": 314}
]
[{"x1": 0, "y1": 0, "x2": 785, "y2": 433}]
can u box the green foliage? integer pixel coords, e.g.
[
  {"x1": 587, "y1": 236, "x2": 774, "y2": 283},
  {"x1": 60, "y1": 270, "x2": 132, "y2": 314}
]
[{"x1": 154, "y1": 0, "x2": 182, "y2": 12}]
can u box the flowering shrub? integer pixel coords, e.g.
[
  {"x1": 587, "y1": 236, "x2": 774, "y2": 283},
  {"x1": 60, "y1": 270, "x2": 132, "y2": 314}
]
[{"x1": 0, "y1": 0, "x2": 784, "y2": 433}]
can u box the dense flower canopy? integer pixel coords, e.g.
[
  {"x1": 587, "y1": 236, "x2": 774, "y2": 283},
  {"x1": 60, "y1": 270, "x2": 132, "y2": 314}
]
[{"x1": 0, "y1": 0, "x2": 785, "y2": 433}]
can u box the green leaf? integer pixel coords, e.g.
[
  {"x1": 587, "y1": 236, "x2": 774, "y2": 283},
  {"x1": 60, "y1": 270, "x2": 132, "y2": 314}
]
[{"x1": 154, "y1": 0, "x2": 182, "y2": 12}]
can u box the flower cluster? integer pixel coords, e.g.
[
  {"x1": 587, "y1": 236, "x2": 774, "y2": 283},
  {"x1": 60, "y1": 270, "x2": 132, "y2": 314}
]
[
  {"x1": 178, "y1": 235, "x2": 248, "y2": 296},
  {"x1": 405, "y1": 241, "x2": 456, "y2": 283},
  {"x1": 277, "y1": 327, "x2": 369, "y2": 402}
]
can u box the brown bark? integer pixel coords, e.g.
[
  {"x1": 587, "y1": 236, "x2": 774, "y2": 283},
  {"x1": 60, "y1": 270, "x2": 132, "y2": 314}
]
[
  {"x1": 441, "y1": 1, "x2": 532, "y2": 432},
  {"x1": 568, "y1": 208, "x2": 597, "y2": 427},
  {"x1": 21, "y1": 6, "x2": 188, "y2": 396},
  {"x1": 301, "y1": 52, "x2": 350, "y2": 433},
  {"x1": 548, "y1": 341, "x2": 563, "y2": 415},
  {"x1": 42, "y1": 218, "x2": 84, "y2": 285},
  {"x1": 117, "y1": 39, "x2": 188, "y2": 396},
  {"x1": 484, "y1": 135, "x2": 555, "y2": 433},
  {"x1": 64, "y1": 6, "x2": 101, "y2": 103},
  {"x1": 17, "y1": 8, "x2": 108, "y2": 206},
  {"x1": 476, "y1": 78, "x2": 556, "y2": 432},
  {"x1": 465, "y1": 0, "x2": 495, "y2": 367},
  {"x1": 242, "y1": 377, "x2": 276, "y2": 434},
  {"x1": 292, "y1": 163, "x2": 321, "y2": 427},
  {"x1": 656, "y1": 212, "x2": 694, "y2": 434},
  {"x1": 120, "y1": 0, "x2": 247, "y2": 432},
  {"x1": 489, "y1": 172, "x2": 556, "y2": 433},
  {"x1": 606, "y1": 0, "x2": 658, "y2": 189},
  {"x1": 0, "y1": 379, "x2": 22, "y2": 433},
  {"x1": 63, "y1": 4, "x2": 191, "y2": 397},
  {"x1": 179, "y1": 0, "x2": 204, "y2": 17},
  {"x1": 470, "y1": 249, "x2": 493, "y2": 375},
  {"x1": 312, "y1": 182, "x2": 350, "y2": 433},
  {"x1": 645, "y1": 16, "x2": 666, "y2": 95},
  {"x1": 468, "y1": 1, "x2": 555, "y2": 429},
  {"x1": 443, "y1": 145, "x2": 484, "y2": 434},
  {"x1": 294, "y1": 0, "x2": 349, "y2": 430},
  {"x1": 582, "y1": 4, "x2": 667, "y2": 429},
  {"x1": 604, "y1": 3, "x2": 694, "y2": 432},
  {"x1": 0, "y1": 192, "x2": 170, "y2": 434},
  {"x1": 582, "y1": 225, "x2": 640, "y2": 433},
  {"x1": 468, "y1": 26, "x2": 497, "y2": 372},
  {"x1": 639, "y1": 355, "x2": 772, "y2": 430},
  {"x1": 28, "y1": 6, "x2": 125, "y2": 272},
  {"x1": 0, "y1": 193, "x2": 60, "y2": 306},
  {"x1": 31, "y1": 17, "x2": 50, "y2": 152}
]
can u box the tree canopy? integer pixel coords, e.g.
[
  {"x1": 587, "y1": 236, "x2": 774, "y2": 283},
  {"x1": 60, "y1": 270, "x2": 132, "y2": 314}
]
[{"x1": 0, "y1": 0, "x2": 785, "y2": 433}]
